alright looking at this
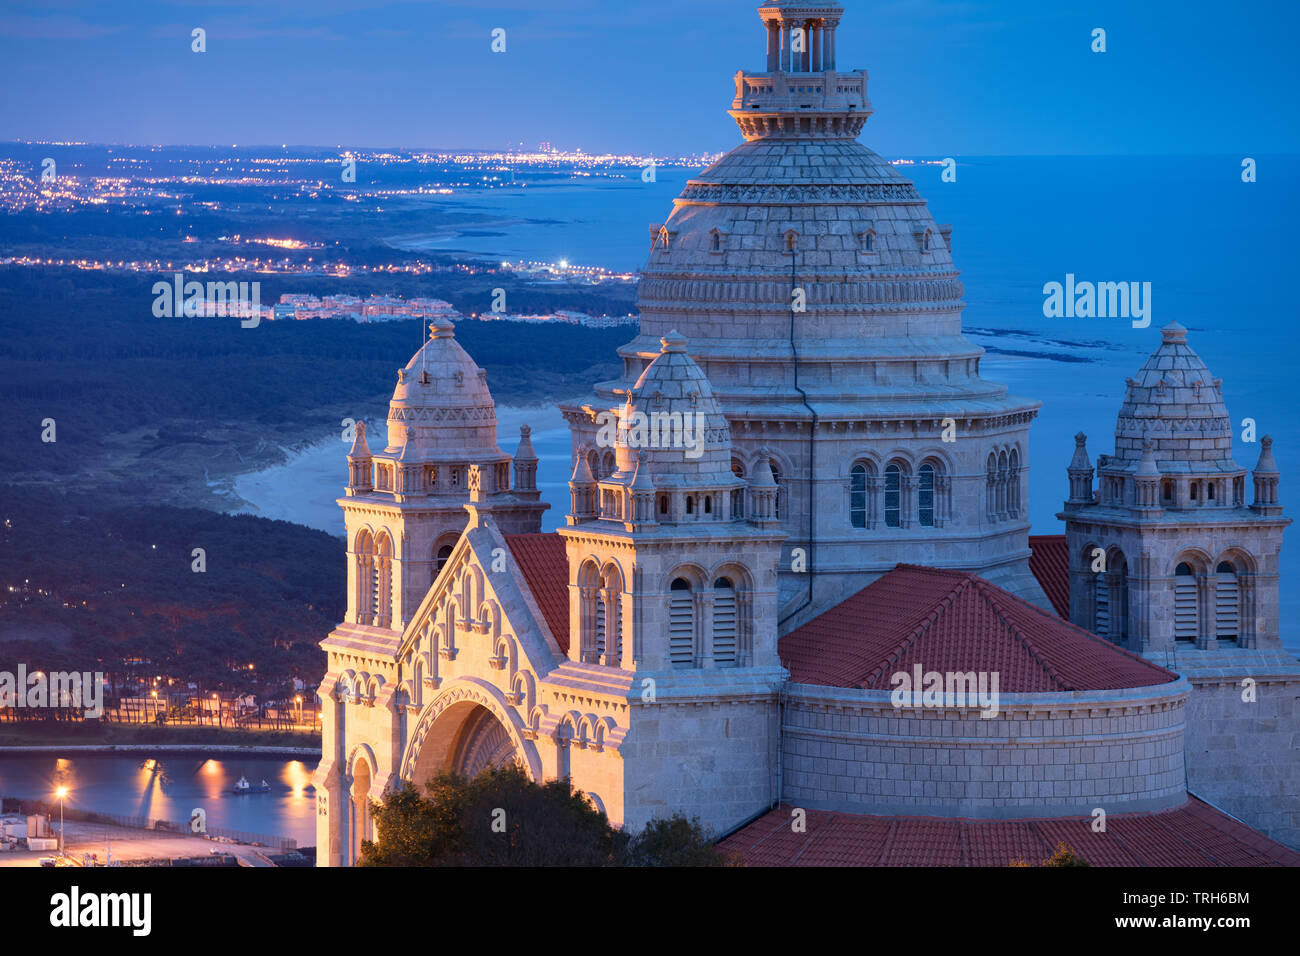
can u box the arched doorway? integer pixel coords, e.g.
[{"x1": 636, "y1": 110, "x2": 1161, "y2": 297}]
[
  {"x1": 408, "y1": 699, "x2": 522, "y2": 788},
  {"x1": 452, "y1": 706, "x2": 517, "y2": 777}
]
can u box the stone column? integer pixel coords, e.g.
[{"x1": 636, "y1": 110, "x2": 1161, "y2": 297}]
[
  {"x1": 811, "y1": 22, "x2": 821, "y2": 72},
  {"x1": 1195, "y1": 571, "x2": 1216, "y2": 650},
  {"x1": 694, "y1": 591, "x2": 710, "y2": 667},
  {"x1": 782, "y1": 23, "x2": 793, "y2": 72},
  {"x1": 802, "y1": 19, "x2": 813, "y2": 71},
  {"x1": 867, "y1": 476, "x2": 882, "y2": 529},
  {"x1": 1240, "y1": 572, "x2": 1257, "y2": 648},
  {"x1": 767, "y1": 21, "x2": 779, "y2": 71},
  {"x1": 825, "y1": 23, "x2": 836, "y2": 70},
  {"x1": 600, "y1": 586, "x2": 619, "y2": 666}
]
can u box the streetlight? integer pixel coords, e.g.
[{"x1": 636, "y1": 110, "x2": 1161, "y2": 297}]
[
  {"x1": 294, "y1": 694, "x2": 302, "y2": 726},
  {"x1": 55, "y1": 786, "x2": 68, "y2": 858}
]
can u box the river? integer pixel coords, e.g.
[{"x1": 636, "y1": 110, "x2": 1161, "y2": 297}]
[{"x1": 0, "y1": 753, "x2": 315, "y2": 847}]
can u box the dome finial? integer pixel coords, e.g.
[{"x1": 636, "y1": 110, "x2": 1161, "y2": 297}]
[
  {"x1": 661, "y1": 330, "x2": 687, "y2": 353},
  {"x1": 1160, "y1": 321, "x2": 1187, "y2": 344},
  {"x1": 429, "y1": 316, "x2": 455, "y2": 340}
]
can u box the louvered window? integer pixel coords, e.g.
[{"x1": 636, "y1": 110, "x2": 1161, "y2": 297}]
[
  {"x1": 712, "y1": 578, "x2": 737, "y2": 667},
  {"x1": 1174, "y1": 562, "x2": 1197, "y2": 642},
  {"x1": 1215, "y1": 562, "x2": 1239, "y2": 642},
  {"x1": 1094, "y1": 574, "x2": 1110, "y2": 639},
  {"x1": 669, "y1": 578, "x2": 694, "y2": 667},
  {"x1": 595, "y1": 585, "x2": 607, "y2": 659}
]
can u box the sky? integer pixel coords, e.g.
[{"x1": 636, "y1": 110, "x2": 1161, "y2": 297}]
[{"x1": 1, "y1": 0, "x2": 1297, "y2": 156}]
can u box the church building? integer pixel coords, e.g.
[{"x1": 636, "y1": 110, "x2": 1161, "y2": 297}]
[{"x1": 312, "y1": 1, "x2": 1299, "y2": 866}]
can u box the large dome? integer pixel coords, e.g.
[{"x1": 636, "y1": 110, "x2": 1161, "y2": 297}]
[
  {"x1": 385, "y1": 316, "x2": 502, "y2": 460},
  {"x1": 565, "y1": 0, "x2": 1051, "y2": 620}
]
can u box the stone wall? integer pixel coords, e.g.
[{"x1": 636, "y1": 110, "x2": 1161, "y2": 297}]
[
  {"x1": 1176, "y1": 650, "x2": 1300, "y2": 849},
  {"x1": 781, "y1": 680, "x2": 1189, "y2": 819}
]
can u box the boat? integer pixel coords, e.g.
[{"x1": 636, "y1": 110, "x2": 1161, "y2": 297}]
[{"x1": 232, "y1": 775, "x2": 272, "y2": 795}]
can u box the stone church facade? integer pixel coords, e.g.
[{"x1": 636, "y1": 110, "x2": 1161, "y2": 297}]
[{"x1": 312, "y1": 1, "x2": 1298, "y2": 865}]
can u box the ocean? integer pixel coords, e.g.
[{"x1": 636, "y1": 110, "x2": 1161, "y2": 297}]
[{"x1": 236, "y1": 155, "x2": 1299, "y2": 652}]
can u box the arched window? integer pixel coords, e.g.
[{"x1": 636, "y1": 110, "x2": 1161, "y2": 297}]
[
  {"x1": 668, "y1": 578, "x2": 694, "y2": 667},
  {"x1": 355, "y1": 530, "x2": 375, "y2": 625},
  {"x1": 586, "y1": 448, "x2": 600, "y2": 478},
  {"x1": 730, "y1": 458, "x2": 746, "y2": 479},
  {"x1": 770, "y1": 460, "x2": 783, "y2": 519},
  {"x1": 996, "y1": 451, "x2": 1009, "y2": 516},
  {"x1": 371, "y1": 533, "x2": 393, "y2": 628},
  {"x1": 1174, "y1": 562, "x2": 1197, "y2": 642},
  {"x1": 710, "y1": 231, "x2": 722, "y2": 252},
  {"x1": 712, "y1": 577, "x2": 737, "y2": 667},
  {"x1": 436, "y1": 545, "x2": 453, "y2": 573},
  {"x1": 1008, "y1": 448, "x2": 1020, "y2": 517},
  {"x1": 918, "y1": 463, "x2": 935, "y2": 527},
  {"x1": 850, "y1": 463, "x2": 868, "y2": 528},
  {"x1": 601, "y1": 451, "x2": 615, "y2": 478},
  {"x1": 1215, "y1": 561, "x2": 1239, "y2": 642},
  {"x1": 884, "y1": 464, "x2": 901, "y2": 528},
  {"x1": 986, "y1": 453, "x2": 998, "y2": 520},
  {"x1": 784, "y1": 230, "x2": 798, "y2": 252}
]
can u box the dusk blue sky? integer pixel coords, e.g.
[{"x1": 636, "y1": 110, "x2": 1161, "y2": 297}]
[{"x1": 1, "y1": 0, "x2": 1296, "y2": 155}]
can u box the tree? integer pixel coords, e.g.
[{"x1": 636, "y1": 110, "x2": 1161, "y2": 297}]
[
  {"x1": 1009, "y1": 841, "x2": 1090, "y2": 867},
  {"x1": 359, "y1": 764, "x2": 727, "y2": 867}
]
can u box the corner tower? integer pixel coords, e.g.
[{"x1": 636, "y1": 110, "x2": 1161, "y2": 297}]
[
  {"x1": 1061, "y1": 321, "x2": 1298, "y2": 849},
  {"x1": 559, "y1": 331, "x2": 788, "y2": 832},
  {"x1": 564, "y1": 1, "x2": 1047, "y2": 627},
  {"x1": 338, "y1": 317, "x2": 547, "y2": 634},
  {"x1": 1061, "y1": 322, "x2": 1289, "y2": 653}
]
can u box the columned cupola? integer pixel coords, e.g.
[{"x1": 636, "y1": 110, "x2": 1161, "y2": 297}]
[{"x1": 733, "y1": 2, "x2": 867, "y2": 141}]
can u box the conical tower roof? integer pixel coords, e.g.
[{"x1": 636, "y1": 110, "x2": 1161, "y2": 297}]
[
  {"x1": 614, "y1": 331, "x2": 734, "y2": 486},
  {"x1": 1114, "y1": 322, "x2": 1236, "y2": 471}
]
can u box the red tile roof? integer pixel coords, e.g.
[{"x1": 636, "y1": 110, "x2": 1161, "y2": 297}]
[
  {"x1": 504, "y1": 533, "x2": 569, "y2": 654},
  {"x1": 718, "y1": 799, "x2": 1300, "y2": 867},
  {"x1": 1029, "y1": 534, "x2": 1070, "y2": 618},
  {"x1": 778, "y1": 563, "x2": 1175, "y2": 692}
]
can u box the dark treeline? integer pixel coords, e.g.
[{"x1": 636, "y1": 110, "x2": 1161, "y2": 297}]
[{"x1": 0, "y1": 269, "x2": 630, "y2": 476}]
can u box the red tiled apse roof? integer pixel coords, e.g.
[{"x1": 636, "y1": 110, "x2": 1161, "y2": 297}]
[{"x1": 778, "y1": 563, "x2": 1175, "y2": 692}]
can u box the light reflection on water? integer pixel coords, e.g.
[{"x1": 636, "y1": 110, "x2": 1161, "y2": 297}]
[{"x1": 0, "y1": 754, "x2": 316, "y2": 846}]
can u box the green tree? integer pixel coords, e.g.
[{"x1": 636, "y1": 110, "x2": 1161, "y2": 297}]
[{"x1": 360, "y1": 764, "x2": 727, "y2": 867}]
